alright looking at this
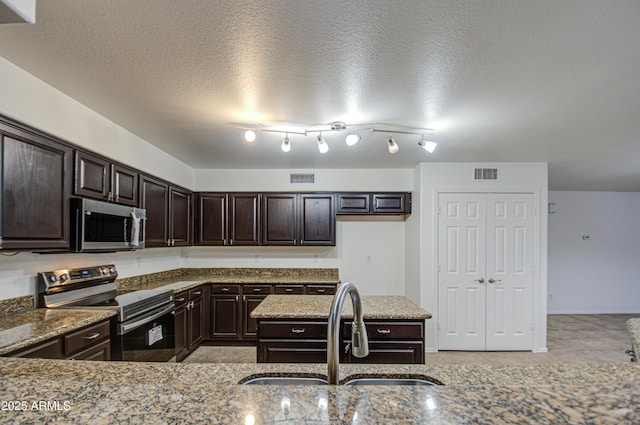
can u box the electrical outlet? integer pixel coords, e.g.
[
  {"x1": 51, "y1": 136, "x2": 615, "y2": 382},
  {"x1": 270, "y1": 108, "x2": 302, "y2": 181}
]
[
  {"x1": 366, "y1": 254, "x2": 373, "y2": 263},
  {"x1": 582, "y1": 235, "x2": 591, "y2": 240},
  {"x1": 254, "y1": 254, "x2": 260, "y2": 263},
  {"x1": 313, "y1": 255, "x2": 318, "y2": 263}
]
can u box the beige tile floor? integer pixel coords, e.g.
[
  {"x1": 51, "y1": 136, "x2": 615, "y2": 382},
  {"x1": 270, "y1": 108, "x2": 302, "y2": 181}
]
[{"x1": 183, "y1": 314, "x2": 638, "y2": 365}]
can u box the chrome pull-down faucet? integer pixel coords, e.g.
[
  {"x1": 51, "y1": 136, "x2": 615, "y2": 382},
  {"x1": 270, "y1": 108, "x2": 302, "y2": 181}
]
[{"x1": 327, "y1": 282, "x2": 369, "y2": 384}]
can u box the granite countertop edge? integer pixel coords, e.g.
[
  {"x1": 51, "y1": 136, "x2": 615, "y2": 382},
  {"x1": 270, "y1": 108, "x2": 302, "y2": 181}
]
[{"x1": 0, "y1": 358, "x2": 638, "y2": 424}]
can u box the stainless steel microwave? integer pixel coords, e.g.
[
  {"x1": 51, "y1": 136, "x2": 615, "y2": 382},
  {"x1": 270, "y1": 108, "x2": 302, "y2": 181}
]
[{"x1": 71, "y1": 198, "x2": 146, "y2": 252}]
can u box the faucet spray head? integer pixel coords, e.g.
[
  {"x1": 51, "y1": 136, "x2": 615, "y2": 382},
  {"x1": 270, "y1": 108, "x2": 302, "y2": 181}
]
[{"x1": 351, "y1": 321, "x2": 369, "y2": 358}]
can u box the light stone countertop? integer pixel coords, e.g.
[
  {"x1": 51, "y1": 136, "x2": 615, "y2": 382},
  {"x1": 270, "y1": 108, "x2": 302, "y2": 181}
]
[
  {"x1": 0, "y1": 358, "x2": 638, "y2": 424},
  {"x1": 0, "y1": 309, "x2": 116, "y2": 356},
  {"x1": 251, "y1": 294, "x2": 432, "y2": 320}
]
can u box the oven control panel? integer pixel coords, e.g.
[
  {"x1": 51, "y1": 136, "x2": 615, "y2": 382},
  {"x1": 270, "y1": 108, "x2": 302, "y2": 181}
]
[{"x1": 38, "y1": 264, "x2": 118, "y2": 289}]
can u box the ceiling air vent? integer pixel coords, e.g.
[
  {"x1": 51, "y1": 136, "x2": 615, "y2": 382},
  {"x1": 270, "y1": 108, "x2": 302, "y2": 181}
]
[
  {"x1": 473, "y1": 168, "x2": 499, "y2": 181},
  {"x1": 290, "y1": 173, "x2": 315, "y2": 184}
]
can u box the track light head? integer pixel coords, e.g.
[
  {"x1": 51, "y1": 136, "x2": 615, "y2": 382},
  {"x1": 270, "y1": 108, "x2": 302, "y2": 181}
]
[
  {"x1": 281, "y1": 134, "x2": 291, "y2": 152},
  {"x1": 418, "y1": 139, "x2": 437, "y2": 153},
  {"x1": 345, "y1": 133, "x2": 361, "y2": 146},
  {"x1": 244, "y1": 130, "x2": 256, "y2": 143},
  {"x1": 387, "y1": 137, "x2": 399, "y2": 154},
  {"x1": 317, "y1": 134, "x2": 329, "y2": 154}
]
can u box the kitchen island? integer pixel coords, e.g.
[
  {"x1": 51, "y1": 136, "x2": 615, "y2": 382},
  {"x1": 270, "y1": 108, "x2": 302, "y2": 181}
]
[
  {"x1": 251, "y1": 294, "x2": 431, "y2": 363},
  {"x1": 0, "y1": 357, "x2": 638, "y2": 424}
]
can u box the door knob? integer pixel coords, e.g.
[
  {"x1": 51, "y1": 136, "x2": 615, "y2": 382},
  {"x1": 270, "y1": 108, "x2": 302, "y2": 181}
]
[
  {"x1": 488, "y1": 278, "x2": 502, "y2": 284},
  {"x1": 474, "y1": 278, "x2": 485, "y2": 284}
]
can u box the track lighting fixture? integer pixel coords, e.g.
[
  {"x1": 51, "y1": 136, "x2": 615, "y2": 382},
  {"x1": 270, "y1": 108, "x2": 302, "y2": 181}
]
[
  {"x1": 281, "y1": 133, "x2": 291, "y2": 152},
  {"x1": 237, "y1": 121, "x2": 436, "y2": 155},
  {"x1": 387, "y1": 137, "x2": 399, "y2": 154},
  {"x1": 418, "y1": 138, "x2": 437, "y2": 153},
  {"x1": 316, "y1": 133, "x2": 329, "y2": 154}
]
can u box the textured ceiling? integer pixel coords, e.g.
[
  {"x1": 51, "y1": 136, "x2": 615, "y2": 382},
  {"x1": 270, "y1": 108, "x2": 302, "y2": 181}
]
[{"x1": 0, "y1": 0, "x2": 639, "y2": 190}]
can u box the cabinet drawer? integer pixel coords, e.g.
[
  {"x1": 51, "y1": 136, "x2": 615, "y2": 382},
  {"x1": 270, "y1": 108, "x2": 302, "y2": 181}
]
[
  {"x1": 244, "y1": 285, "x2": 273, "y2": 295},
  {"x1": 210, "y1": 284, "x2": 241, "y2": 294},
  {"x1": 257, "y1": 341, "x2": 327, "y2": 363},
  {"x1": 259, "y1": 321, "x2": 327, "y2": 339},
  {"x1": 174, "y1": 291, "x2": 189, "y2": 307},
  {"x1": 66, "y1": 339, "x2": 111, "y2": 361},
  {"x1": 343, "y1": 321, "x2": 424, "y2": 340},
  {"x1": 63, "y1": 320, "x2": 111, "y2": 356},
  {"x1": 306, "y1": 285, "x2": 336, "y2": 295},
  {"x1": 11, "y1": 338, "x2": 61, "y2": 359},
  {"x1": 189, "y1": 287, "x2": 205, "y2": 299},
  {"x1": 345, "y1": 340, "x2": 424, "y2": 364},
  {"x1": 274, "y1": 285, "x2": 305, "y2": 294}
]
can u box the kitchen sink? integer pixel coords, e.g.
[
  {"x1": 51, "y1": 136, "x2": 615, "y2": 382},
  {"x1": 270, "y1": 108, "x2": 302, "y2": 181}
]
[
  {"x1": 342, "y1": 374, "x2": 443, "y2": 386},
  {"x1": 240, "y1": 373, "x2": 328, "y2": 385},
  {"x1": 239, "y1": 373, "x2": 443, "y2": 386}
]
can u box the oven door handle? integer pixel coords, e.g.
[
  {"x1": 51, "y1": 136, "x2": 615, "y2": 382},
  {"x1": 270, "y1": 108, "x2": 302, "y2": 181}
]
[{"x1": 118, "y1": 303, "x2": 175, "y2": 335}]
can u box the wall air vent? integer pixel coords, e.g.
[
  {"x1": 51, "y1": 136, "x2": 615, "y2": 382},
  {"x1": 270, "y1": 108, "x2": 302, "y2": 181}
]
[
  {"x1": 290, "y1": 173, "x2": 315, "y2": 184},
  {"x1": 473, "y1": 168, "x2": 499, "y2": 181}
]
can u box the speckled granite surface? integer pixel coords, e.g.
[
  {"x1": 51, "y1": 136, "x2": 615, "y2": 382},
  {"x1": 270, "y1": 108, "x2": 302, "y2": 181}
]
[
  {"x1": 0, "y1": 358, "x2": 638, "y2": 424},
  {"x1": 0, "y1": 295, "x2": 34, "y2": 314},
  {"x1": 251, "y1": 294, "x2": 432, "y2": 320},
  {"x1": 0, "y1": 309, "x2": 116, "y2": 356},
  {"x1": 117, "y1": 267, "x2": 340, "y2": 291},
  {"x1": 628, "y1": 318, "x2": 640, "y2": 362}
]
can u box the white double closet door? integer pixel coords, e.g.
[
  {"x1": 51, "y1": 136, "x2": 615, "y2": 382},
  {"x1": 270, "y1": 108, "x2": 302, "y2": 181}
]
[{"x1": 437, "y1": 193, "x2": 535, "y2": 351}]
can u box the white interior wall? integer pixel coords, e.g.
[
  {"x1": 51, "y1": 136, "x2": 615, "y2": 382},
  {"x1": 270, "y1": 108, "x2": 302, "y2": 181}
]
[
  {"x1": 548, "y1": 191, "x2": 640, "y2": 314},
  {"x1": 0, "y1": 56, "x2": 193, "y2": 188},
  {"x1": 413, "y1": 162, "x2": 548, "y2": 352}
]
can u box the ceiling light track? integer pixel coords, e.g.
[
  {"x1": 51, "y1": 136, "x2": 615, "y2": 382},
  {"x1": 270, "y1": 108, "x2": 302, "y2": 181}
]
[{"x1": 238, "y1": 122, "x2": 437, "y2": 154}]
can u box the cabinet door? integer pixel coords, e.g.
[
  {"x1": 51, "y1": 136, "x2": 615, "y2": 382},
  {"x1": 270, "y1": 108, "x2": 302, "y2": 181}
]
[
  {"x1": 169, "y1": 186, "x2": 192, "y2": 246},
  {"x1": 336, "y1": 193, "x2": 370, "y2": 214},
  {"x1": 174, "y1": 304, "x2": 188, "y2": 361},
  {"x1": 1, "y1": 132, "x2": 72, "y2": 251},
  {"x1": 112, "y1": 164, "x2": 138, "y2": 207},
  {"x1": 372, "y1": 193, "x2": 409, "y2": 214},
  {"x1": 74, "y1": 150, "x2": 110, "y2": 201},
  {"x1": 196, "y1": 193, "x2": 227, "y2": 245},
  {"x1": 242, "y1": 294, "x2": 268, "y2": 339},
  {"x1": 262, "y1": 193, "x2": 297, "y2": 245},
  {"x1": 139, "y1": 175, "x2": 169, "y2": 247},
  {"x1": 210, "y1": 294, "x2": 241, "y2": 339},
  {"x1": 188, "y1": 292, "x2": 205, "y2": 349},
  {"x1": 299, "y1": 193, "x2": 335, "y2": 246},
  {"x1": 229, "y1": 193, "x2": 260, "y2": 245}
]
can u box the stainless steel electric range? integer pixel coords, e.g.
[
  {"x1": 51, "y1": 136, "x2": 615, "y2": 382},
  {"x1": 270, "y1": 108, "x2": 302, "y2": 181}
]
[{"x1": 37, "y1": 264, "x2": 175, "y2": 362}]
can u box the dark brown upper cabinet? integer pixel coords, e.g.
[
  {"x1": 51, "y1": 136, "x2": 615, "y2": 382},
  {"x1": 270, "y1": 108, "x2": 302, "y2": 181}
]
[
  {"x1": 262, "y1": 193, "x2": 335, "y2": 246},
  {"x1": 196, "y1": 192, "x2": 260, "y2": 246},
  {"x1": 337, "y1": 192, "x2": 411, "y2": 215},
  {"x1": 139, "y1": 175, "x2": 169, "y2": 247},
  {"x1": 1, "y1": 122, "x2": 73, "y2": 251},
  {"x1": 169, "y1": 186, "x2": 192, "y2": 247},
  {"x1": 74, "y1": 150, "x2": 138, "y2": 207},
  {"x1": 139, "y1": 174, "x2": 192, "y2": 247}
]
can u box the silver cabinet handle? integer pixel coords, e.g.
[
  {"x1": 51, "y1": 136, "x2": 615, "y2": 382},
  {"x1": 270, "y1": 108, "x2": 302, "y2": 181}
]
[
  {"x1": 253, "y1": 288, "x2": 262, "y2": 292},
  {"x1": 316, "y1": 289, "x2": 326, "y2": 293},
  {"x1": 193, "y1": 291, "x2": 202, "y2": 296},
  {"x1": 488, "y1": 278, "x2": 502, "y2": 284},
  {"x1": 376, "y1": 329, "x2": 391, "y2": 334},
  {"x1": 291, "y1": 328, "x2": 305, "y2": 334},
  {"x1": 235, "y1": 295, "x2": 238, "y2": 302},
  {"x1": 221, "y1": 287, "x2": 230, "y2": 292},
  {"x1": 475, "y1": 278, "x2": 485, "y2": 284},
  {"x1": 84, "y1": 333, "x2": 101, "y2": 340},
  {"x1": 285, "y1": 288, "x2": 294, "y2": 292},
  {"x1": 175, "y1": 297, "x2": 186, "y2": 302}
]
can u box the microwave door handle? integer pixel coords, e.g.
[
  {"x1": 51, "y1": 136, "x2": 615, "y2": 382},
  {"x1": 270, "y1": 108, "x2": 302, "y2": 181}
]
[{"x1": 124, "y1": 217, "x2": 129, "y2": 245}]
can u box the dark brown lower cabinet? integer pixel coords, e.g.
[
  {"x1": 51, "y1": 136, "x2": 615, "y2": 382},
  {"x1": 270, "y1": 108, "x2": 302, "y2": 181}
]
[
  {"x1": 256, "y1": 319, "x2": 425, "y2": 364},
  {"x1": 175, "y1": 285, "x2": 207, "y2": 362},
  {"x1": 210, "y1": 284, "x2": 242, "y2": 340},
  {"x1": 8, "y1": 319, "x2": 112, "y2": 361}
]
